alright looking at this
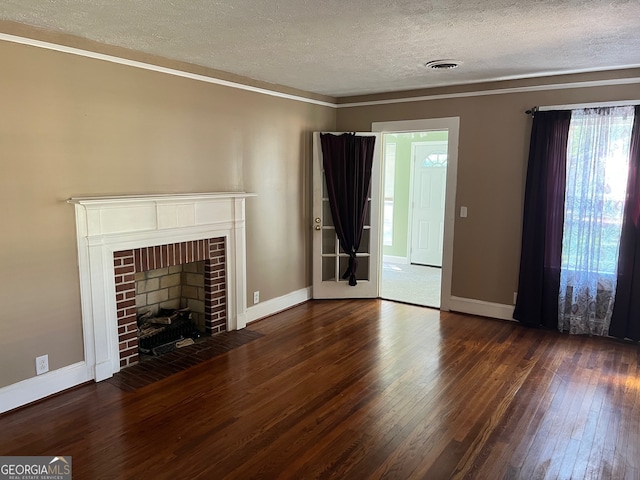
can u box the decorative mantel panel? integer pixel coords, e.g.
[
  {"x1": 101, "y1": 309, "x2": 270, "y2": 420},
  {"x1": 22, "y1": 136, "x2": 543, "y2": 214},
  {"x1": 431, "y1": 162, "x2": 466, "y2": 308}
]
[{"x1": 68, "y1": 192, "x2": 255, "y2": 382}]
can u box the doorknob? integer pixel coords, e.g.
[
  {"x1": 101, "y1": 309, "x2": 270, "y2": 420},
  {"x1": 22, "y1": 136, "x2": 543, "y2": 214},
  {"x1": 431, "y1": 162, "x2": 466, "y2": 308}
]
[{"x1": 314, "y1": 225, "x2": 321, "y2": 230}]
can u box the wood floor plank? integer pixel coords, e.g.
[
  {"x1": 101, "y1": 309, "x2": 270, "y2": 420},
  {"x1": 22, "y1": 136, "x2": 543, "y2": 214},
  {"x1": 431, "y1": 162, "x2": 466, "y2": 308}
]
[{"x1": 2, "y1": 299, "x2": 640, "y2": 479}]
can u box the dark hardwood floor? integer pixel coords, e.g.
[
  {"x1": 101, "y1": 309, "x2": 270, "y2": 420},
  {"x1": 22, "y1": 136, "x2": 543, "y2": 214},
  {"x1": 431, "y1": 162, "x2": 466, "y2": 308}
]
[{"x1": 2, "y1": 299, "x2": 639, "y2": 479}]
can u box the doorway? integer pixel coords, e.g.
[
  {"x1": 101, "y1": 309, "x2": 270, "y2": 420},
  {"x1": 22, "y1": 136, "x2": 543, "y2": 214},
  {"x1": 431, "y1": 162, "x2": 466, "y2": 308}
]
[{"x1": 372, "y1": 118, "x2": 459, "y2": 311}]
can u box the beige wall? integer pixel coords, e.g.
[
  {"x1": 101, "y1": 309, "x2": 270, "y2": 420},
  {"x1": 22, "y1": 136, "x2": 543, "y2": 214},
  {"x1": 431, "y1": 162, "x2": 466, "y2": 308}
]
[
  {"x1": 0, "y1": 39, "x2": 335, "y2": 387},
  {"x1": 336, "y1": 70, "x2": 640, "y2": 307}
]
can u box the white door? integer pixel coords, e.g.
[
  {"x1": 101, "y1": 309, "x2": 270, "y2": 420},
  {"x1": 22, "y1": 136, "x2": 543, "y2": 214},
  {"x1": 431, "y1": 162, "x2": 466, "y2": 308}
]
[
  {"x1": 312, "y1": 132, "x2": 381, "y2": 299},
  {"x1": 410, "y1": 142, "x2": 448, "y2": 266}
]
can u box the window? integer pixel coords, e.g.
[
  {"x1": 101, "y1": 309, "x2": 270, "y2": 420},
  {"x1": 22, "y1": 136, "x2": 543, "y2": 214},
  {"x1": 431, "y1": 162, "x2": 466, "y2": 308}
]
[{"x1": 559, "y1": 106, "x2": 635, "y2": 335}]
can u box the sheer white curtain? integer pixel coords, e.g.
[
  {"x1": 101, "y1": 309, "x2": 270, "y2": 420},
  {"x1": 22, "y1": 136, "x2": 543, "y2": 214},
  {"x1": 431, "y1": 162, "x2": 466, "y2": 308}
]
[{"x1": 558, "y1": 106, "x2": 635, "y2": 335}]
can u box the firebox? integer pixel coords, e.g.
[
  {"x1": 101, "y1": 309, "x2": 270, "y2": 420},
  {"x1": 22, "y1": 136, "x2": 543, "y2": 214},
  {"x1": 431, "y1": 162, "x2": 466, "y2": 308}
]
[{"x1": 113, "y1": 238, "x2": 226, "y2": 367}]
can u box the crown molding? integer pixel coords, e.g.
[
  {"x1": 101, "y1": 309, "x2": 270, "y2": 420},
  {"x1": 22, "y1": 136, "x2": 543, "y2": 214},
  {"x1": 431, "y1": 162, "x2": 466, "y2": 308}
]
[
  {"x1": 2, "y1": 32, "x2": 638, "y2": 110},
  {"x1": 0, "y1": 32, "x2": 337, "y2": 108},
  {"x1": 336, "y1": 77, "x2": 640, "y2": 108}
]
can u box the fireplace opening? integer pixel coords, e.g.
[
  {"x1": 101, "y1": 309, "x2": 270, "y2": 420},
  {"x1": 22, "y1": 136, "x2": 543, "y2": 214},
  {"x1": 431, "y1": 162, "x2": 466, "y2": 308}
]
[
  {"x1": 136, "y1": 262, "x2": 206, "y2": 358},
  {"x1": 114, "y1": 237, "x2": 227, "y2": 368}
]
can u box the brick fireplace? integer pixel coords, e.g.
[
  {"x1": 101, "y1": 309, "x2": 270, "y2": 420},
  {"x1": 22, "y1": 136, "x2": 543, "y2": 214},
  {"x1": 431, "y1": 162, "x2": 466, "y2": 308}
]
[
  {"x1": 114, "y1": 238, "x2": 226, "y2": 367},
  {"x1": 68, "y1": 193, "x2": 254, "y2": 381}
]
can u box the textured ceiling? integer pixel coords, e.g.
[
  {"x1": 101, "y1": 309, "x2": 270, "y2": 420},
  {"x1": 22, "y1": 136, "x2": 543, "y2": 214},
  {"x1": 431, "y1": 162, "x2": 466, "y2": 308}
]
[{"x1": 1, "y1": 0, "x2": 639, "y2": 97}]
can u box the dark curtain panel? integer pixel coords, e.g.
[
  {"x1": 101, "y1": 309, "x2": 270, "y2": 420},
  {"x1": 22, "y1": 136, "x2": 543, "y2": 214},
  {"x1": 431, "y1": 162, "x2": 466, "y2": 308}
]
[
  {"x1": 320, "y1": 133, "x2": 376, "y2": 286},
  {"x1": 610, "y1": 106, "x2": 640, "y2": 340},
  {"x1": 513, "y1": 110, "x2": 572, "y2": 327}
]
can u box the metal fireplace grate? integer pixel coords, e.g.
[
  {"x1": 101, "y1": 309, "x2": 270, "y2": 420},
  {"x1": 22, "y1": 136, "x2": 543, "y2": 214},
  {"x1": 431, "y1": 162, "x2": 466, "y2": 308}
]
[{"x1": 138, "y1": 309, "x2": 200, "y2": 356}]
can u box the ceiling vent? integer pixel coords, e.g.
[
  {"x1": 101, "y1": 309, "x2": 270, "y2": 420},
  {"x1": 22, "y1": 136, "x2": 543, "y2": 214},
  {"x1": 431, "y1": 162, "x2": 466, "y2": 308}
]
[{"x1": 425, "y1": 59, "x2": 461, "y2": 70}]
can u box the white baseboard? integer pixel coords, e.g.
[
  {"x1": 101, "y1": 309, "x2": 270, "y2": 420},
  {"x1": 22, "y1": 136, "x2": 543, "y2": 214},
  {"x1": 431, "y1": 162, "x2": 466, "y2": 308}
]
[
  {"x1": 448, "y1": 296, "x2": 515, "y2": 321},
  {"x1": 382, "y1": 255, "x2": 409, "y2": 264},
  {"x1": 0, "y1": 362, "x2": 92, "y2": 414},
  {"x1": 246, "y1": 287, "x2": 312, "y2": 324}
]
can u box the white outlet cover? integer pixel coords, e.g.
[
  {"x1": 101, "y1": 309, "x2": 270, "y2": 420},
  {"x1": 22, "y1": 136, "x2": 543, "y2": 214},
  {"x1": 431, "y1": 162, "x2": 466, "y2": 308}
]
[{"x1": 36, "y1": 354, "x2": 49, "y2": 375}]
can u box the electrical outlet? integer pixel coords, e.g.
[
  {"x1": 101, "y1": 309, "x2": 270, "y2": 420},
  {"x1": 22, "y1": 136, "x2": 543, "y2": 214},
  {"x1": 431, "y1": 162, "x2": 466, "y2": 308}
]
[
  {"x1": 36, "y1": 354, "x2": 49, "y2": 375},
  {"x1": 253, "y1": 291, "x2": 260, "y2": 304}
]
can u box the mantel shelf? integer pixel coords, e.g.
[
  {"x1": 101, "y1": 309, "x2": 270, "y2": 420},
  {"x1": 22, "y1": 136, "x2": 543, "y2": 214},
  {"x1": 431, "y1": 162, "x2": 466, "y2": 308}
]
[{"x1": 68, "y1": 192, "x2": 256, "y2": 205}]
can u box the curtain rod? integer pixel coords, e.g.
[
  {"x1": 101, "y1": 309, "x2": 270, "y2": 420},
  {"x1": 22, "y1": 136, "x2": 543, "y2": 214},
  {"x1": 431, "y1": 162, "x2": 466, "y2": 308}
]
[{"x1": 526, "y1": 99, "x2": 640, "y2": 115}]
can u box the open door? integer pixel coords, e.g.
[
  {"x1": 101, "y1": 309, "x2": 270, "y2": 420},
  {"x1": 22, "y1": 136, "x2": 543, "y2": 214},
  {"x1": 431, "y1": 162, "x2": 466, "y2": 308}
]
[{"x1": 312, "y1": 132, "x2": 381, "y2": 299}]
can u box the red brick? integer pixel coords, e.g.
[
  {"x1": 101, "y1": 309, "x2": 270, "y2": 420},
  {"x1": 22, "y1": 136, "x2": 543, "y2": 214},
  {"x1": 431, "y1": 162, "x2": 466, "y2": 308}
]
[
  {"x1": 119, "y1": 347, "x2": 137, "y2": 358},
  {"x1": 117, "y1": 299, "x2": 136, "y2": 309},
  {"x1": 148, "y1": 247, "x2": 156, "y2": 270},
  {"x1": 134, "y1": 249, "x2": 142, "y2": 271},
  {"x1": 116, "y1": 283, "x2": 135, "y2": 292},
  {"x1": 168, "y1": 243, "x2": 176, "y2": 267},
  {"x1": 115, "y1": 266, "x2": 135, "y2": 276},
  {"x1": 120, "y1": 331, "x2": 137, "y2": 341},
  {"x1": 154, "y1": 246, "x2": 162, "y2": 268},
  {"x1": 118, "y1": 316, "x2": 135, "y2": 326},
  {"x1": 141, "y1": 248, "x2": 149, "y2": 272}
]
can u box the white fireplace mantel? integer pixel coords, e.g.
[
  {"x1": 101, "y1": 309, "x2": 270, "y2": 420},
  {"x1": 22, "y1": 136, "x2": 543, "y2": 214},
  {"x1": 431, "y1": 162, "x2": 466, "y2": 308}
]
[{"x1": 68, "y1": 192, "x2": 256, "y2": 382}]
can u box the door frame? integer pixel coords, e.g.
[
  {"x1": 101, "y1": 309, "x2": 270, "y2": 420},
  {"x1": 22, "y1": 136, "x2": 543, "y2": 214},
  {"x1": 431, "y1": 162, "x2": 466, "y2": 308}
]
[
  {"x1": 408, "y1": 140, "x2": 448, "y2": 266},
  {"x1": 372, "y1": 118, "x2": 459, "y2": 312}
]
